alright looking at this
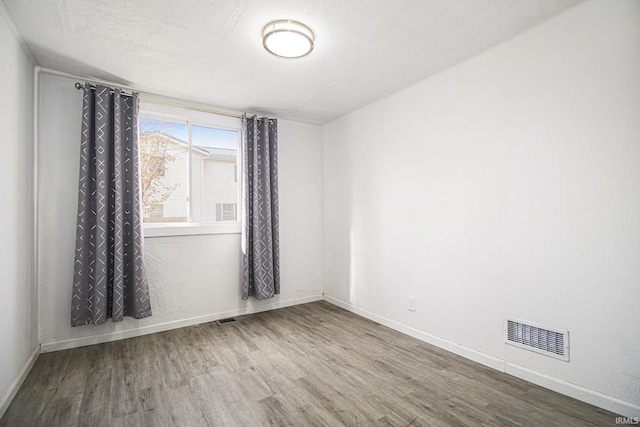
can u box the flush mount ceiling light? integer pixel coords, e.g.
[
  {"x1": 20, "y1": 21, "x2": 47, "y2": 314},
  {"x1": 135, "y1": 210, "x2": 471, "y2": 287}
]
[{"x1": 262, "y1": 20, "x2": 314, "y2": 59}]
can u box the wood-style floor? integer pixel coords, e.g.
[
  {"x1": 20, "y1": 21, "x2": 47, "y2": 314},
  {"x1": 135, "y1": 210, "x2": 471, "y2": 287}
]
[{"x1": 1, "y1": 301, "x2": 617, "y2": 426}]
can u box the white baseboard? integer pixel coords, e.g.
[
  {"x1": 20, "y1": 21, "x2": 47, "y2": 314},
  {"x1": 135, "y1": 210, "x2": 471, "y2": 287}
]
[
  {"x1": 323, "y1": 294, "x2": 505, "y2": 371},
  {"x1": 41, "y1": 294, "x2": 323, "y2": 353},
  {"x1": 322, "y1": 294, "x2": 640, "y2": 419},
  {"x1": 504, "y1": 363, "x2": 640, "y2": 419},
  {"x1": 0, "y1": 345, "x2": 40, "y2": 420}
]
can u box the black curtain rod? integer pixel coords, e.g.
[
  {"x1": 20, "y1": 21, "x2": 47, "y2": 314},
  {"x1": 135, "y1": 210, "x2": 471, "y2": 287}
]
[
  {"x1": 73, "y1": 82, "x2": 274, "y2": 122},
  {"x1": 74, "y1": 82, "x2": 135, "y2": 97}
]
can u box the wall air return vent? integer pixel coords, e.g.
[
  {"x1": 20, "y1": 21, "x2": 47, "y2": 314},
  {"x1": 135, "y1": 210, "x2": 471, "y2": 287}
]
[{"x1": 504, "y1": 318, "x2": 569, "y2": 361}]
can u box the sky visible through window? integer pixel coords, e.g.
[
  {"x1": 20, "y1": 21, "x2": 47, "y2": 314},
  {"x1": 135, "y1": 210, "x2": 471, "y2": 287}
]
[{"x1": 140, "y1": 118, "x2": 238, "y2": 149}]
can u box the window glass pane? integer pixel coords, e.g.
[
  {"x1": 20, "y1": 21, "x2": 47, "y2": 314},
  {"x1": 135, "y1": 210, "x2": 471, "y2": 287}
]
[
  {"x1": 215, "y1": 203, "x2": 238, "y2": 222},
  {"x1": 139, "y1": 118, "x2": 188, "y2": 223},
  {"x1": 191, "y1": 125, "x2": 239, "y2": 222}
]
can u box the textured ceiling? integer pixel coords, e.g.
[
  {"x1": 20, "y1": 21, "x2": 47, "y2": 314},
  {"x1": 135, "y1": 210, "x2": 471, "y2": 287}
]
[{"x1": 3, "y1": 0, "x2": 585, "y2": 124}]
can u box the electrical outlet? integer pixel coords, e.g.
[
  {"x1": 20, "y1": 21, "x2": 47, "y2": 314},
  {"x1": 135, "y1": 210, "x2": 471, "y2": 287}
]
[{"x1": 408, "y1": 296, "x2": 416, "y2": 312}]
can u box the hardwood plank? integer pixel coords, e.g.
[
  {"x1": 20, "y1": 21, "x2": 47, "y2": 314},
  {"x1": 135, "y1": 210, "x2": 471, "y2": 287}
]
[
  {"x1": 176, "y1": 325, "x2": 222, "y2": 378},
  {"x1": 55, "y1": 347, "x2": 92, "y2": 399},
  {"x1": 161, "y1": 384, "x2": 209, "y2": 426},
  {"x1": 76, "y1": 367, "x2": 112, "y2": 427},
  {"x1": 42, "y1": 394, "x2": 83, "y2": 426},
  {"x1": 152, "y1": 331, "x2": 188, "y2": 389},
  {"x1": 110, "y1": 412, "x2": 143, "y2": 427},
  {"x1": 258, "y1": 394, "x2": 306, "y2": 426},
  {"x1": 109, "y1": 357, "x2": 140, "y2": 418},
  {"x1": 129, "y1": 334, "x2": 163, "y2": 391},
  {"x1": 0, "y1": 373, "x2": 55, "y2": 426}
]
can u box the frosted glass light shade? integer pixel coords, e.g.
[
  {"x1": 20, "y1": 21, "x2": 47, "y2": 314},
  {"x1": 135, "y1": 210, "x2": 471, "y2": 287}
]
[{"x1": 263, "y1": 20, "x2": 314, "y2": 59}]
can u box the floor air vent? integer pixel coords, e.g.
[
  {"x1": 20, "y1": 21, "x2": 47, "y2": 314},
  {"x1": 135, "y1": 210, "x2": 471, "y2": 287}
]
[
  {"x1": 505, "y1": 318, "x2": 569, "y2": 361},
  {"x1": 216, "y1": 318, "x2": 237, "y2": 325}
]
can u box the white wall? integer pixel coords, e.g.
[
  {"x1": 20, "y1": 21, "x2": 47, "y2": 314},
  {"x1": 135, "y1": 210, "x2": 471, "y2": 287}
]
[
  {"x1": 0, "y1": 6, "x2": 37, "y2": 415},
  {"x1": 38, "y1": 73, "x2": 324, "y2": 349},
  {"x1": 323, "y1": 0, "x2": 640, "y2": 415}
]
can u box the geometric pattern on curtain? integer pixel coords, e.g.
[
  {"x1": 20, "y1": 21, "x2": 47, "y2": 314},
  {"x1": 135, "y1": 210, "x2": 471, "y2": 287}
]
[
  {"x1": 71, "y1": 84, "x2": 152, "y2": 326},
  {"x1": 241, "y1": 114, "x2": 280, "y2": 300}
]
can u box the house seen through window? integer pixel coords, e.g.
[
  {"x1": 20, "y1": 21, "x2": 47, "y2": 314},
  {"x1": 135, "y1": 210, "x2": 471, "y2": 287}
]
[{"x1": 139, "y1": 111, "x2": 240, "y2": 225}]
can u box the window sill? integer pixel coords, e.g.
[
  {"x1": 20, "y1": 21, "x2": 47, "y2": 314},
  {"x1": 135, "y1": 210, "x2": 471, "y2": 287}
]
[{"x1": 143, "y1": 222, "x2": 242, "y2": 238}]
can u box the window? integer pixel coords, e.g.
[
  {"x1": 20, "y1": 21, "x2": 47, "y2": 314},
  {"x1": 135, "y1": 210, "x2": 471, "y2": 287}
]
[
  {"x1": 216, "y1": 203, "x2": 237, "y2": 221},
  {"x1": 150, "y1": 204, "x2": 164, "y2": 218},
  {"x1": 139, "y1": 102, "x2": 242, "y2": 236}
]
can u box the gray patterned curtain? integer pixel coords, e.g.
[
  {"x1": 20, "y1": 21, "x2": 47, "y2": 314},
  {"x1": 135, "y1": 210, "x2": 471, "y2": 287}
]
[
  {"x1": 241, "y1": 115, "x2": 280, "y2": 300},
  {"x1": 71, "y1": 84, "x2": 152, "y2": 326}
]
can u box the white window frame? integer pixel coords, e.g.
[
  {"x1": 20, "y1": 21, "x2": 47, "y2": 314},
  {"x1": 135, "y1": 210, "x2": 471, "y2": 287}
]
[{"x1": 139, "y1": 101, "x2": 242, "y2": 237}]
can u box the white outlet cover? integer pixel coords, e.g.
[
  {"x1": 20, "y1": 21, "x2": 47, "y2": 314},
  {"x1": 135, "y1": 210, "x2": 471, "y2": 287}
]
[{"x1": 408, "y1": 296, "x2": 416, "y2": 311}]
